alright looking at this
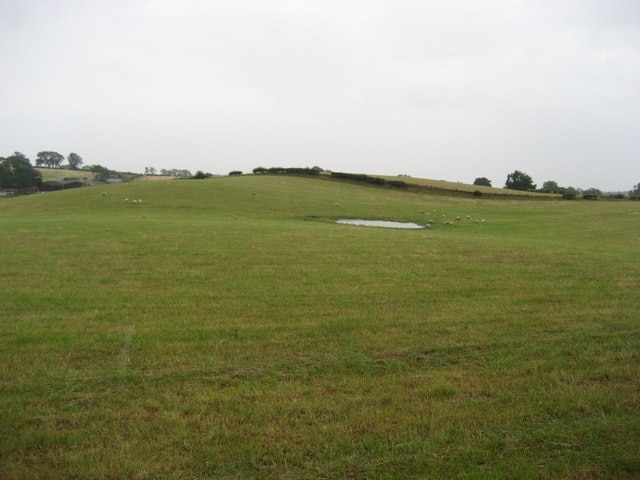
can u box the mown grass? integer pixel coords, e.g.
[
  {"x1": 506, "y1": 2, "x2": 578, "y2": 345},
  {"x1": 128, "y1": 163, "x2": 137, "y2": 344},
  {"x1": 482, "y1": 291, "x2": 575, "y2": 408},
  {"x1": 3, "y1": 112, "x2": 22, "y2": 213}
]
[{"x1": 1, "y1": 175, "x2": 639, "y2": 479}]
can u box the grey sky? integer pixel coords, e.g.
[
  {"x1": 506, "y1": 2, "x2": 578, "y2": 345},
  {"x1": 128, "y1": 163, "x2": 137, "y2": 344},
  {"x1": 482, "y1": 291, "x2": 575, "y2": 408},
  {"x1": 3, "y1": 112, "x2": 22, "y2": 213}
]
[{"x1": 1, "y1": 0, "x2": 638, "y2": 190}]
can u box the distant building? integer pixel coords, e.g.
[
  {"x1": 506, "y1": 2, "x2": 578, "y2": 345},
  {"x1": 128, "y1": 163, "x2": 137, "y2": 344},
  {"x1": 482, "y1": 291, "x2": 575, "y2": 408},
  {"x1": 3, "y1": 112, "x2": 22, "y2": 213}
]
[{"x1": 40, "y1": 179, "x2": 86, "y2": 191}]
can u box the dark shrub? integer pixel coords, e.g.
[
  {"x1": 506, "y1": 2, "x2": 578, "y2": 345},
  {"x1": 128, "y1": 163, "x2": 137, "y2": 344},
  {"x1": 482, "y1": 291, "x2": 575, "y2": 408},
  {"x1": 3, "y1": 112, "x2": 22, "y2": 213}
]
[{"x1": 331, "y1": 172, "x2": 388, "y2": 186}]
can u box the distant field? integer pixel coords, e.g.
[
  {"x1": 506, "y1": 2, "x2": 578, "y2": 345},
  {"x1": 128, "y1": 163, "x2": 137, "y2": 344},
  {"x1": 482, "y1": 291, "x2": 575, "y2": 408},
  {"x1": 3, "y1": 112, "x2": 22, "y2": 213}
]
[
  {"x1": 1, "y1": 175, "x2": 638, "y2": 479},
  {"x1": 36, "y1": 167, "x2": 93, "y2": 181}
]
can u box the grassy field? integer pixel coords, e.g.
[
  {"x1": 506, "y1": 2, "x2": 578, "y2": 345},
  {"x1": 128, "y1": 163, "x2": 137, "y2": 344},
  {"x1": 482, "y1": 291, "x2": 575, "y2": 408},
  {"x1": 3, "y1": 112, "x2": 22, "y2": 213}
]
[
  {"x1": 1, "y1": 175, "x2": 639, "y2": 479},
  {"x1": 35, "y1": 167, "x2": 93, "y2": 182}
]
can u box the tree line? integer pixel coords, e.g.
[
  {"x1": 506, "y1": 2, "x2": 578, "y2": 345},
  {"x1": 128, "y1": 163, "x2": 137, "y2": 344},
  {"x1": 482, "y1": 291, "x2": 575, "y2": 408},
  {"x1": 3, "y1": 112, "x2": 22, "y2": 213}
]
[{"x1": 473, "y1": 170, "x2": 638, "y2": 198}]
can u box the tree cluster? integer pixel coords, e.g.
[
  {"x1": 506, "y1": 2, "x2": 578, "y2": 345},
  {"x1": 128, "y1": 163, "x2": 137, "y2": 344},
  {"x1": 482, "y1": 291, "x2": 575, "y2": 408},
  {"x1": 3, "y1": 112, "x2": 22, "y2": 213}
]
[
  {"x1": 0, "y1": 152, "x2": 42, "y2": 189},
  {"x1": 35, "y1": 151, "x2": 84, "y2": 170},
  {"x1": 504, "y1": 170, "x2": 536, "y2": 191},
  {"x1": 88, "y1": 164, "x2": 113, "y2": 183}
]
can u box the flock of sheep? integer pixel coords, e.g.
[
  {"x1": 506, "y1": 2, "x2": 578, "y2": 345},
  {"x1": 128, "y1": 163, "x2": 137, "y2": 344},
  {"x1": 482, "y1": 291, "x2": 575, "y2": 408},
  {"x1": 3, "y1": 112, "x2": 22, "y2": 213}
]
[
  {"x1": 99, "y1": 192, "x2": 143, "y2": 204},
  {"x1": 420, "y1": 210, "x2": 486, "y2": 229},
  {"x1": 124, "y1": 198, "x2": 143, "y2": 203}
]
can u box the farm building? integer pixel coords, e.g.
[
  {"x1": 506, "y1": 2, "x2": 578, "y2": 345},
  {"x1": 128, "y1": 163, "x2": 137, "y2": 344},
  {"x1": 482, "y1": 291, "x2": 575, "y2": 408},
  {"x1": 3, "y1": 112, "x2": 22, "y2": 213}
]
[{"x1": 40, "y1": 178, "x2": 87, "y2": 192}]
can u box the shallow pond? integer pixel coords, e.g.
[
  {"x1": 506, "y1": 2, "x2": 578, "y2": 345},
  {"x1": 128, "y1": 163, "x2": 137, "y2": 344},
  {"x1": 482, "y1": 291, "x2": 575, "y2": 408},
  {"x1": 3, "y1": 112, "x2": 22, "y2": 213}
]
[{"x1": 336, "y1": 219, "x2": 425, "y2": 229}]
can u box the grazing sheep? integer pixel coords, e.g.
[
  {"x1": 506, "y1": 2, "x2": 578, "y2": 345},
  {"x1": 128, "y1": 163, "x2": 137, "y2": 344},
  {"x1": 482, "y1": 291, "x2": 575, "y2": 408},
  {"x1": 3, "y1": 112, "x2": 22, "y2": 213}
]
[
  {"x1": 100, "y1": 192, "x2": 108, "y2": 197},
  {"x1": 444, "y1": 220, "x2": 454, "y2": 226},
  {"x1": 124, "y1": 198, "x2": 129, "y2": 202}
]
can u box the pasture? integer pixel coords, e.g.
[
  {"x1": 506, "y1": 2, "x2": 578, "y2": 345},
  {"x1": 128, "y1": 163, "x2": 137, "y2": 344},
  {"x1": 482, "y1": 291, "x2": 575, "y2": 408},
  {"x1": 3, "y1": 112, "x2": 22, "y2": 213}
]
[{"x1": 1, "y1": 175, "x2": 639, "y2": 479}]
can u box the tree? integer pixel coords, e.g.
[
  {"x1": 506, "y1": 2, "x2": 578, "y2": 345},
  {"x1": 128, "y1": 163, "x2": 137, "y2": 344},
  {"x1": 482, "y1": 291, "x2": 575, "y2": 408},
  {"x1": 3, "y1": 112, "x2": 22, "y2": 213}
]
[
  {"x1": 89, "y1": 164, "x2": 112, "y2": 182},
  {"x1": 0, "y1": 152, "x2": 42, "y2": 189},
  {"x1": 473, "y1": 177, "x2": 492, "y2": 187},
  {"x1": 541, "y1": 180, "x2": 559, "y2": 193},
  {"x1": 67, "y1": 152, "x2": 83, "y2": 170},
  {"x1": 144, "y1": 167, "x2": 157, "y2": 175},
  {"x1": 632, "y1": 183, "x2": 640, "y2": 195},
  {"x1": 504, "y1": 170, "x2": 536, "y2": 191},
  {"x1": 36, "y1": 151, "x2": 64, "y2": 168},
  {"x1": 582, "y1": 188, "x2": 602, "y2": 198}
]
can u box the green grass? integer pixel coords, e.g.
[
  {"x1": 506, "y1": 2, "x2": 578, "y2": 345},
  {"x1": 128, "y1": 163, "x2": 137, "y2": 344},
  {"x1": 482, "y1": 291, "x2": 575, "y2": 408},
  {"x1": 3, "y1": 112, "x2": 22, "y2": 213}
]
[{"x1": 1, "y1": 175, "x2": 639, "y2": 479}]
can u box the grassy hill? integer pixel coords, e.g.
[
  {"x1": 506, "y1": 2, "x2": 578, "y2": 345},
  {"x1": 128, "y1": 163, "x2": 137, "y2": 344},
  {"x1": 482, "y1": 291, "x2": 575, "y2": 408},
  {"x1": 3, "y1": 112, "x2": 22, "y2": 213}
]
[
  {"x1": 1, "y1": 176, "x2": 638, "y2": 479},
  {"x1": 35, "y1": 166, "x2": 561, "y2": 198}
]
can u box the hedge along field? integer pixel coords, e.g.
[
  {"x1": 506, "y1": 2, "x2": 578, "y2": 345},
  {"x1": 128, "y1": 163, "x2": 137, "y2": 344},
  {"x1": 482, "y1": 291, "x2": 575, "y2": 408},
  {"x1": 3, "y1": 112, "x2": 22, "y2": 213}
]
[{"x1": 1, "y1": 175, "x2": 639, "y2": 479}]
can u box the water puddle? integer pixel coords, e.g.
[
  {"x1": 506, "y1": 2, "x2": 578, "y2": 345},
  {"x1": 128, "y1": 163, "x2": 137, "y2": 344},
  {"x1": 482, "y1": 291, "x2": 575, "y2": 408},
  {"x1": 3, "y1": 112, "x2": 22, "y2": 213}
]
[{"x1": 336, "y1": 219, "x2": 425, "y2": 229}]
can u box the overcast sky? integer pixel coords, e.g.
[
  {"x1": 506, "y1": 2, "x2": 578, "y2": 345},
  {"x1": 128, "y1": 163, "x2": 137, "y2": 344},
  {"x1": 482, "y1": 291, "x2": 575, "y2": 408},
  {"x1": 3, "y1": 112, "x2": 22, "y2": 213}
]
[{"x1": 1, "y1": 0, "x2": 638, "y2": 190}]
